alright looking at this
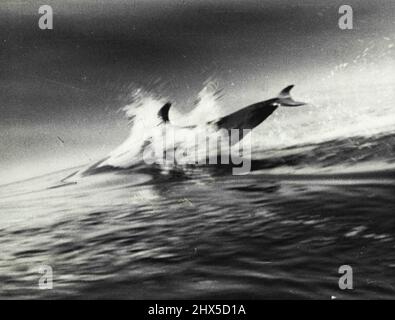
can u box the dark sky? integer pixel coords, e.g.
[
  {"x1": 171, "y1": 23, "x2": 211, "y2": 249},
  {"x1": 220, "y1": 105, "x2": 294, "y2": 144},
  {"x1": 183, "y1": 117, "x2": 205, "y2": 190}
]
[{"x1": 1, "y1": 0, "x2": 394, "y2": 184}]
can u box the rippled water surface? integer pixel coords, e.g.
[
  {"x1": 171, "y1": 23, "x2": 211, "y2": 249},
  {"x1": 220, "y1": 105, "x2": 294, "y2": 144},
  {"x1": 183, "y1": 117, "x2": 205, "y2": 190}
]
[{"x1": 1, "y1": 133, "x2": 395, "y2": 299}]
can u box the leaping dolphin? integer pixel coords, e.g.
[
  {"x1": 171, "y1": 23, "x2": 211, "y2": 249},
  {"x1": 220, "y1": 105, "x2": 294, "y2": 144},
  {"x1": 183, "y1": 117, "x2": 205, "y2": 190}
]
[
  {"x1": 57, "y1": 85, "x2": 306, "y2": 184},
  {"x1": 158, "y1": 85, "x2": 306, "y2": 138}
]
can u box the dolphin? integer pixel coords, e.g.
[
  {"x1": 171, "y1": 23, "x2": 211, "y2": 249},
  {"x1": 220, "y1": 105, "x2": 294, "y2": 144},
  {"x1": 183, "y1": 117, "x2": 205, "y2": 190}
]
[
  {"x1": 58, "y1": 85, "x2": 306, "y2": 184},
  {"x1": 158, "y1": 85, "x2": 306, "y2": 138}
]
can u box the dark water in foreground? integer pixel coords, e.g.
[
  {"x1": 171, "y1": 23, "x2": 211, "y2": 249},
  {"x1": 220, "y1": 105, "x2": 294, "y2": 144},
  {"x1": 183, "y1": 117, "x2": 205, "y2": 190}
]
[{"x1": 1, "y1": 134, "x2": 395, "y2": 299}]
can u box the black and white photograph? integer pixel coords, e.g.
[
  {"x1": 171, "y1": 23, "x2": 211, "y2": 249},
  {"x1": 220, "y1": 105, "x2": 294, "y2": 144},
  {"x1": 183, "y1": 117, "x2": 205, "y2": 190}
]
[{"x1": 0, "y1": 0, "x2": 395, "y2": 303}]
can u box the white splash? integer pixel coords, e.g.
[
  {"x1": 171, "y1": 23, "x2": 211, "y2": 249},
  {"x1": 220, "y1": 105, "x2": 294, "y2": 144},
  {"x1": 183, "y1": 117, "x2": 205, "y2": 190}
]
[{"x1": 100, "y1": 82, "x2": 228, "y2": 169}]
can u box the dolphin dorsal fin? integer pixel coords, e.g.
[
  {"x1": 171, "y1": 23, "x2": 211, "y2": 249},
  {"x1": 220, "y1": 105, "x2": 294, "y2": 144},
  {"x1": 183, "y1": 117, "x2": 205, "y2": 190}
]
[{"x1": 158, "y1": 102, "x2": 172, "y2": 123}]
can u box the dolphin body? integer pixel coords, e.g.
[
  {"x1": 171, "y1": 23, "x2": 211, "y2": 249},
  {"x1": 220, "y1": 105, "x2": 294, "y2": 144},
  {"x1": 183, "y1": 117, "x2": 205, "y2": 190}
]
[
  {"x1": 57, "y1": 85, "x2": 306, "y2": 185},
  {"x1": 158, "y1": 85, "x2": 306, "y2": 138}
]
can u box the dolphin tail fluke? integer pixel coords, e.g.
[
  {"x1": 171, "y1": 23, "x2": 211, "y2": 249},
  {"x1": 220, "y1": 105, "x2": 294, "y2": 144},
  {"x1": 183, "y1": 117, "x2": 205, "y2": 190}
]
[{"x1": 277, "y1": 85, "x2": 305, "y2": 107}]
